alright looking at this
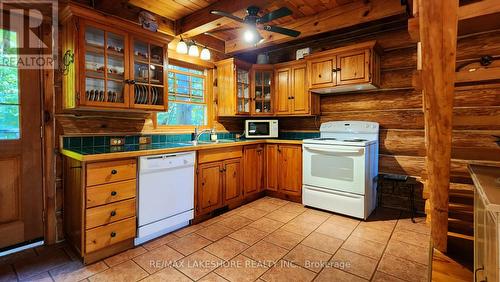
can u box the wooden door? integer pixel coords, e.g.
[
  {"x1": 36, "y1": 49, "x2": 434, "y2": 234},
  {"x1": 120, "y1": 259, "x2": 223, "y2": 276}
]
[
  {"x1": 278, "y1": 145, "x2": 302, "y2": 196},
  {"x1": 265, "y1": 144, "x2": 279, "y2": 191},
  {"x1": 308, "y1": 56, "x2": 337, "y2": 88},
  {"x1": 0, "y1": 27, "x2": 44, "y2": 248},
  {"x1": 197, "y1": 162, "x2": 222, "y2": 215},
  {"x1": 243, "y1": 145, "x2": 264, "y2": 196},
  {"x1": 223, "y1": 159, "x2": 242, "y2": 205},
  {"x1": 290, "y1": 63, "x2": 309, "y2": 114},
  {"x1": 336, "y1": 50, "x2": 370, "y2": 85},
  {"x1": 275, "y1": 67, "x2": 291, "y2": 115},
  {"x1": 236, "y1": 64, "x2": 251, "y2": 115}
]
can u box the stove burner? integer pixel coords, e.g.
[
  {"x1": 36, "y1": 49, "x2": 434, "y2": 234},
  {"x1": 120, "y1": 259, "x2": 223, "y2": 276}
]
[
  {"x1": 312, "y1": 138, "x2": 337, "y2": 141},
  {"x1": 342, "y1": 139, "x2": 368, "y2": 142}
]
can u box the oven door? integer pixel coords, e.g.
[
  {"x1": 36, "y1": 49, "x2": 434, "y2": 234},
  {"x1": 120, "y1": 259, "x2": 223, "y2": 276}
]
[
  {"x1": 246, "y1": 121, "x2": 271, "y2": 138},
  {"x1": 303, "y1": 144, "x2": 367, "y2": 194}
]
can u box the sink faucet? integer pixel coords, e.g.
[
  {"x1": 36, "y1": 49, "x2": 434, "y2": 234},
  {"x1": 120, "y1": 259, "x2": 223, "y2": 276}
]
[{"x1": 192, "y1": 127, "x2": 215, "y2": 145}]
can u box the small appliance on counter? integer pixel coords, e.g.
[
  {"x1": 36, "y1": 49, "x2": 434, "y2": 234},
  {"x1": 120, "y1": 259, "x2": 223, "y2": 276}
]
[
  {"x1": 136, "y1": 151, "x2": 195, "y2": 245},
  {"x1": 302, "y1": 121, "x2": 379, "y2": 219},
  {"x1": 244, "y1": 119, "x2": 278, "y2": 138}
]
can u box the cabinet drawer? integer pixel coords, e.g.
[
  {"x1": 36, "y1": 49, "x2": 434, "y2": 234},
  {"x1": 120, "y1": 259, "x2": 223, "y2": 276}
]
[
  {"x1": 87, "y1": 159, "x2": 136, "y2": 186},
  {"x1": 86, "y1": 199, "x2": 136, "y2": 229},
  {"x1": 198, "y1": 147, "x2": 243, "y2": 164},
  {"x1": 85, "y1": 217, "x2": 136, "y2": 254},
  {"x1": 86, "y1": 180, "x2": 136, "y2": 208}
]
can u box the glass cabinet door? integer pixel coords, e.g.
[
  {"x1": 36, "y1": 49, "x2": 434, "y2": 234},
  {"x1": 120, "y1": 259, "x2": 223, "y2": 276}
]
[
  {"x1": 131, "y1": 38, "x2": 166, "y2": 109},
  {"x1": 236, "y1": 68, "x2": 250, "y2": 114},
  {"x1": 83, "y1": 25, "x2": 127, "y2": 106},
  {"x1": 253, "y1": 70, "x2": 272, "y2": 114}
]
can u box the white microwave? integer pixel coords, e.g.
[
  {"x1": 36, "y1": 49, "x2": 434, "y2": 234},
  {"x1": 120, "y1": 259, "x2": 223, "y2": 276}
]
[{"x1": 245, "y1": 120, "x2": 279, "y2": 138}]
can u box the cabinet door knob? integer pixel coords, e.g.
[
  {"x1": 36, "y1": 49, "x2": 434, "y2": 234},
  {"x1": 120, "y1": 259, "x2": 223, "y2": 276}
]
[
  {"x1": 111, "y1": 169, "x2": 117, "y2": 175},
  {"x1": 111, "y1": 191, "x2": 117, "y2": 196},
  {"x1": 110, "y1": 211, "x2": 116, "y2": 217},
  {"x1": 110, "y1": 232, "x2": 116, "y2": 238}
]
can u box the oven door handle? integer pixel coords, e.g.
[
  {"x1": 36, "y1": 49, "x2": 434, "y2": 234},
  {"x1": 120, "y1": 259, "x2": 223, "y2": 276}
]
[{"x1": 303, "y1": 145, "x2": 364, "y2": 155}]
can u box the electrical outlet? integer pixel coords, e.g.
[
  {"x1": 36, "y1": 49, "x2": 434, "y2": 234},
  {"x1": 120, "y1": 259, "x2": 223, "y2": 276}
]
[
  {"x1": 110, "y1": 137, "x2": 125, "y2": 146},
  {"x1": 139, "y1": 136, "x2": 151, "y2": 145}
]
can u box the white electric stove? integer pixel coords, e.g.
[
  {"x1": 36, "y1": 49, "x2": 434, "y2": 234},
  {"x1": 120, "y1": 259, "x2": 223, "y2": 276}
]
[{"x1": 302, "y1": 121, "x2": 379, "y2": 219}]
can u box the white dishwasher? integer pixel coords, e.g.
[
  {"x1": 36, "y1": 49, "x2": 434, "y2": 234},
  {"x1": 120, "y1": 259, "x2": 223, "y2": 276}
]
[{"x1": 135, "y1": 151, "x2": 195, "y2": 245}]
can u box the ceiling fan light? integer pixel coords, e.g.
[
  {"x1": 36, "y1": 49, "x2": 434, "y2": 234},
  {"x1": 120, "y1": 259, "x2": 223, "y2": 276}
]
[
  {"x1": 188, "y1": 44, "x2": 199, "y2": 57},
  {"x1": 200, "y1": 47, "x2": 211, "y2": 61},
  {"x1": 243, "y1": 28, "x2": 259, "y2": 43},
  {"x1": 176, "y1": 39, "x2": 188, "y2": 54}
]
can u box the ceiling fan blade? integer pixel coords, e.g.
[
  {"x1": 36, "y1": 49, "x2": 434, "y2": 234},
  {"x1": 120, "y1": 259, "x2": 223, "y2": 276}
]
[
  {"x1": 208, "y1": 27, "x2": 242, "y2": 33},
  {"x1": 210, "y1": 10, "x2": 244, "y2": 23},
  {"x1": 258, "y1": 7, "x2": 292, "y2": 23},
  {"x1": 261, "y1": 25, "x2": 301, "y2": 37}
]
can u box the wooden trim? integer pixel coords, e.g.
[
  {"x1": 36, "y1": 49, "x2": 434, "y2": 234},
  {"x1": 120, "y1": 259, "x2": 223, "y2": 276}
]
[
  {"x1": 458, "y1": 0, "x2": 500, "y2": 20},
  {"x1": 41, "y1": 22, "x2": 56, "y2": 244},
  {"x1": 419, "y1": 0, "x2": 459, "y2": 252}
]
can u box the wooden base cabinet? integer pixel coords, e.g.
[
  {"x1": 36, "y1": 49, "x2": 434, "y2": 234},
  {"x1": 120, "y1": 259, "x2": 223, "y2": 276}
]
[
  {"x1": 63, "y1": 157, "x2": 137, "y2": 264},
  {"x1": 243, "y1": 144, "x2": 265, "y2": 197},
  {"x1": 265, "y1": 144, "x2": 302, "y2": 197},
  {"x1": 196, "y1": 147, "x2": 243, "y2": 217}
]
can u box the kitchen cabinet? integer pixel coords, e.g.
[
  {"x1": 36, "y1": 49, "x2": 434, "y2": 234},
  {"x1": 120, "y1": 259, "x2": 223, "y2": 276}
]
[
  {"x1": 265, "y1": 144, "x2": 302, "y2": 197},
  {"x1": 196, "y1": 147, "x2": 243, "y2": 216},
  {"x1": 61, "y1": 4, "x2": 169, "y2": 112},
  {"x1": 306, "y1": 41, "x2": 381, "y2": 94},
  {"x1": 63, "y1": 157, "x2": 137, "y2": 264},
  {"x1": 243, "y1": 144, "x2": 265, "y2": 196},
  {"x1": 274, "y1": 61, "x2": 320, "y2": 116},
  {"x1": 250, "y1": 65, "x2": 274, "y2": 115},
  {"x1": 197, "y1": 162, "x2": 224, "y2": 215},
  {"x1": 215, "y1": 58, "x2": 252, "y2": 116}
]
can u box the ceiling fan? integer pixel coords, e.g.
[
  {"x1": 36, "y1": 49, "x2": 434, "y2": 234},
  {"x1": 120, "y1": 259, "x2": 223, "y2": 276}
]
[{"x1": 210, "y1": 6, "x2": 300, "y2": 44}]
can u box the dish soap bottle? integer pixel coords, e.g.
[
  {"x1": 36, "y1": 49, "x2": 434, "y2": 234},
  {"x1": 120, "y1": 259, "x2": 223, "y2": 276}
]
[{"x1": 210, "y1": 128, "x2": 217, "y2": 141}]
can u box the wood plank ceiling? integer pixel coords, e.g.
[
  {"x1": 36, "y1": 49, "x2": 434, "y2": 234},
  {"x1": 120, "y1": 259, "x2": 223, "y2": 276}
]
[{"x1": 128, "y1": 0, "x2": 218, "y2": 20}]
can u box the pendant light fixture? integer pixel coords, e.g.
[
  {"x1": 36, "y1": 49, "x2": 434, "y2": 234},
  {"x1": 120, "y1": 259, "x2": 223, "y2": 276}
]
[
  {"x1": 188, "y1": 41, "x2": 200, "y2": 57},
  {"x1": 176, "y1": 36, "x2": 188, "y2": 54},
  {"x1": 200, "y1": 46, "x2": 211, "y2": 61}
]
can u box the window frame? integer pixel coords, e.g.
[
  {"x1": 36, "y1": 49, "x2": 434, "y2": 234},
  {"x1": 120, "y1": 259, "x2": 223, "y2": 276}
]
[{"x1": 154, "y1": 60, "x2": 212, "y2": 132}]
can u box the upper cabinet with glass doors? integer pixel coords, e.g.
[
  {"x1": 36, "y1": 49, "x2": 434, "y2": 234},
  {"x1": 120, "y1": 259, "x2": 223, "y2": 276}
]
[
  {"x1": 250, "y1": 65, "x2": 273, "y2": 115},
  {"x1": 60, "y1": 4, "x2": 170, "y2": 112}
]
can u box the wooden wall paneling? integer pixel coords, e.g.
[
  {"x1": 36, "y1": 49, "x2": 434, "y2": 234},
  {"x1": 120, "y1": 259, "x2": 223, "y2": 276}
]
[{"x1": 419, "y1": 0, "x2": 459, "y2": 252}]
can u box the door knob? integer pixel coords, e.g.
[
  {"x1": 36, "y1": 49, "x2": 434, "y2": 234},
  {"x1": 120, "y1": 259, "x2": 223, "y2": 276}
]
[
  {"x1": 110, "y1": 232, "x2": 116, "y2": 237},
  {"x1": 110, "y1": 211, "x2": 116, "y2": 217},
  {"x1": 111, "y1": 169, "x2": 117, "y2": 175},
  {"x1": 111, "y1": 191, "x2": 117, "y2": 196}
]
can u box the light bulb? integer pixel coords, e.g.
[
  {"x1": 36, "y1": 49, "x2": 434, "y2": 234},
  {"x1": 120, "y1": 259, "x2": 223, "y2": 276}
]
[
  {"x1": 244, "y1": 29, "x2": 257, "y2": 43},
  {"x1": 176, "y1": 39, "x2": 188, "y2": 54},
  {"x1": 188, "y1": 44, "x2": 199, "y2": 57},
  {"x1": 200, "y1": 47, "x2": 211, "y2": 61}
]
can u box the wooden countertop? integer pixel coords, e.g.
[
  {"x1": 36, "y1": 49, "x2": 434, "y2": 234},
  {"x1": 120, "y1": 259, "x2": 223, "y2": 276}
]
[
  {"x1": 469, "y1": 165, "x2": 500, "y2": 212},
  {"x1": 61, "y1": 139, "x2": 303, "y2": 162}
]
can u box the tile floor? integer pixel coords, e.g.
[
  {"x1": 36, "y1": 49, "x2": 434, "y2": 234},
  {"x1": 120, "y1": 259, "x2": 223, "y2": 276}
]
[{"x1": 0, "y1": 197, "x2": 431, "y2": 282}]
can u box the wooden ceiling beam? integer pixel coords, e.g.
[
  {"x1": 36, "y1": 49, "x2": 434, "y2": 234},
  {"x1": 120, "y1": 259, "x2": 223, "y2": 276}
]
[
  {"x1": 176, "y1": 0, "x2": 270, "y2": 38},
  {"x1": 458, "y1": 0, "x2": 500, "y2": 20},
  {"x1": 224, "y1": 0, "x2": 406, "y2": 54}
]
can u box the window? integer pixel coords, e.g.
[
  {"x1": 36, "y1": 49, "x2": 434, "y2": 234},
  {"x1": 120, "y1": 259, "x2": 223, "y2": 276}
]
[
  {"x1": 0, "y1": 29, "x2": 20, "y2": 140},
  {"x1": 157, "y1": 63, "x2": 207, "y2": 127}
]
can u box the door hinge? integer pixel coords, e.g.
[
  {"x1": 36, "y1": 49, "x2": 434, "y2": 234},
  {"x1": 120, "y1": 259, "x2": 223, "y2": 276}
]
[
  {"x1": 196, "y1": 168, "x2": 199, "y2": 175},
  {"x1": 40, "y1": 125, "x2": 43, "y2": 139},
  {"x1": 76, "y1": 91, "x2": 80, "y2": 101}
]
